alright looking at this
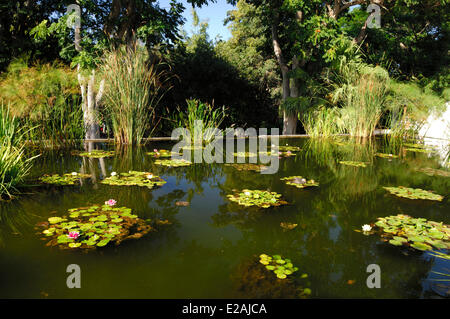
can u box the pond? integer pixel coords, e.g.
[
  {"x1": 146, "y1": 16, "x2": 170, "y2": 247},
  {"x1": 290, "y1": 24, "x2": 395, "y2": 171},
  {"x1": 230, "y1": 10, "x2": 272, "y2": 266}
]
[{"x1": 0, "y1": 138, "x2": 449, "y2": 298}]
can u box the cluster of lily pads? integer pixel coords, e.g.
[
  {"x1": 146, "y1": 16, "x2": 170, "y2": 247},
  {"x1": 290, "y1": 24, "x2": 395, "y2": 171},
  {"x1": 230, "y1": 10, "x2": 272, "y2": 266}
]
[
  {"x1": 274, "y1": 145, "x2": 301, "y2": 152},
  {"x1": 147, "y1": 149, "x2": 180, "y2": 158},
  {"x1": 39, "y1": 201, "x2": 152, "y2": 250},
  {"x1": 373, "y1": 214, "x2": 450, "y2": 251},
  {"x1": 339, "y1": 160, "x2": 368, "y2": 167},
  {"x1": 101, "y1": 171, "x2": 166, "y2": 189},
  {"x1": 233, "y1": 152, "x2": 258, "y2": 158},
  {"x1": 225, "y1": 164, "x2": 268, "y2": 172},
  {"x1": 383, "y1": 186, "x2": 444, "y2": 201},
  {"x1": 375, "y1": 153, "x2": 399, "y2": 159},
  {"x1": 259, "y1": 254, "x2": 300, "y2": 279},
  {"x1": 227, "y1": 189, "x2": 288, "y2": 208},
  {"x1": 416, "y1": 167, "x2": 450, "y2": 178},
  {"x1": 280, "y1": 176, "x2": 318, "y2": 189},
  {"x1": 154, "y1": 159, "x2": 192, "y2": 167},
  {"x1": 39, "y1": 173, "x2": 91, "y2": 185},
  {"x1": 76, "y1": 150, "x2": 115, "y2": 158}
]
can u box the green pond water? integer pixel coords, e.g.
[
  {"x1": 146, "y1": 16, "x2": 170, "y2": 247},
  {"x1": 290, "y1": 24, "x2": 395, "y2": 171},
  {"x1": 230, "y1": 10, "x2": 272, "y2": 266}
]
[{"x1": 0, "y1": 138, "x2": 449, "y2": 298}]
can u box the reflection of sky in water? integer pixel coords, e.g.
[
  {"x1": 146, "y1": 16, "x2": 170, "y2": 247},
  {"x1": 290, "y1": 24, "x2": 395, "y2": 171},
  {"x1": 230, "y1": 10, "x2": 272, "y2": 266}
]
[
  {"x1": 327, "y1": 215, "x2": 341, "y2": 243},
  {"x1": 421, "y1": 251, "x2": 450, "y2": 298}
]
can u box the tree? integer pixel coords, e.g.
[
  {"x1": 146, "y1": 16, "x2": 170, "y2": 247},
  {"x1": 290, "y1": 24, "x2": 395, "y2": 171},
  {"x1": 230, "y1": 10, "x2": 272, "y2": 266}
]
[
  {"x1": 0, "y1": 0, "x2": 62, "y2": 71},
  {"x1": 30, "y1": 0, "x2": 213, "y2": 142}
]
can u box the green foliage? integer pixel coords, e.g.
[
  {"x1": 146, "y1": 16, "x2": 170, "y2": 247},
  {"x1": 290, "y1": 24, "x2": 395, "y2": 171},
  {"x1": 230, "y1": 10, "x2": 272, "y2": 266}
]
[
  {"x1": 154, "y1": 159, "x2": 192, "y2": 167},
  {"x1": 383, "y1": 186, "x2": 444, "y2": 201},
  {"x1": 0, "y1": 59, "x2": 83, "y2": 148},
  {"x1": 101, "y1": 45, "x2": 168, "y2": 145},
  {"x1": 101, "y1": 171, "x2": 166, "y2": 189},
  {"x1": 175, "y1": 99, "x2": 226, "y2": 143},
  {"x1": 259, "y1": 254, "x2": 299, "y2": 279},
  {"x1": 329, "y1": 57, "x2": 390, "y2": 137},
  {"x1": 39, "y1": 173, "x2": 91, "y2": 186},
  {"x1": 384, "y1": 80, "x2": 447, "y2": 138},
  {"x1": 227, "y1": 189, "x2": 288, "y2": 208},
  {"x1": 416, "y1": 168, "x2": 450, "y2": 178},
  {"x1": 280, "y1": 176, "x2": 318, "y2": 189},
  {"x1": 225, "y1": 164, "x2": 268, "y2": 172},
  {"x1": 373, "y1": 214, "x2": 450, "y2": 251},
  {"x1": 0, "y1": 105, "x2": 37, "y2": 199},
  {"x1": 39, "y1": 203, "x2": 152, "y2": 250},
  {"x1": 339, "y1": 161, "x2": 368, "y2": 168},
  {"x1": 301, "y1": 106, "x2": 343, "y2": 138},
  {"x1": 76, "y1": 150, "x2": 115, "y2": 158}
]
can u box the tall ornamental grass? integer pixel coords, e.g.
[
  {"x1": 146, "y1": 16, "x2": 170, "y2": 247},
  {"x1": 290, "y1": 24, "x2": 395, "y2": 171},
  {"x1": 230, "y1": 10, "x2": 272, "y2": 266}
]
[
  {"x1": 330, "y1": 58, "x2": 390, "y2": 137},
  {"x1": 0, "y1": 105, "x2": 36, "y2": 200},
  {"x1": 101, "y1": 45, "x2": 167, "y2": 145},
  {"x1": 301, "y1": 106, "x2": 343, "y2": 138},
  {"x1": 175, "y1": 99, "x2": 227, "y2": 143}
]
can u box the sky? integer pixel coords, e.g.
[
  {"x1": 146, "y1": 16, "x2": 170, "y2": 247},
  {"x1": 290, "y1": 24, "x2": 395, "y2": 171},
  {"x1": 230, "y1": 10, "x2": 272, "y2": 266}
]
[{"x1": 158, "y1": 0, "x2": 236, "y2": 41}]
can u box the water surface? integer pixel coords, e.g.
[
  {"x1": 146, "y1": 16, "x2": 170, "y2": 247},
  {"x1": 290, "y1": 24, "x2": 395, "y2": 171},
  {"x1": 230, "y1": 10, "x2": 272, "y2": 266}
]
[{"x1": 0, "y1": 138, "x2": 448, "y2": 298}]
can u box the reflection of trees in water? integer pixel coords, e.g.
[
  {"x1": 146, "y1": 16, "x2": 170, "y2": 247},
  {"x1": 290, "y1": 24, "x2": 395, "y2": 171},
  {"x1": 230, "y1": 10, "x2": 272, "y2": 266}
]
[
  {"x1": 150, "y1": 162, "x2": 226, "y2": 196},
  {"x1": 231, "y1": 257, "x2": 309, "y2": 298},
  {"x1": 0, "y1": 200, "x2": 39, "y2": 247},
  {"x1": 211, "y1": 188, "x2": 436, "y2": 297}
]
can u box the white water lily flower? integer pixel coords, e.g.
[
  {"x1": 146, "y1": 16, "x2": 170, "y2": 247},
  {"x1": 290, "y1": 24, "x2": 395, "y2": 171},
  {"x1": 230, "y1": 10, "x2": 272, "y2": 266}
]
[
  {"x1": 362, "y1": 224, "x2": 372, "y2": 232},
  {"x1": 111, "y1": 172, "x2": 117, "y2": 176},
  {"x1": 244, "y1": 191, "x2": 251, "y2": 196},
  {"x1": 71, "y1": 172, "x2": 78, "y2": 176},
  {"x1": 147, "y1": 174, "x2": 153, "y2": 179}
]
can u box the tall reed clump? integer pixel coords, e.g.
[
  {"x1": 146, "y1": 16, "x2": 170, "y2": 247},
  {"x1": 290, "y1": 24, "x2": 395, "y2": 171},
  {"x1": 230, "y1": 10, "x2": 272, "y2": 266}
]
[
  {"x1": 175, "y1": 99, "x2": 227, "y2": 144},
  {"x1": 329, "y1": 57, "x2": 390, "y2": 137},
  {"x1": 301, "y1": 106, "x2": 343, "y2": 138},
  {"x1": 101, "y1": 45, "x2": 167, "y2": 145},
  {"x1": 0, "y1": 104, "x2": 37, "y2": 200}
]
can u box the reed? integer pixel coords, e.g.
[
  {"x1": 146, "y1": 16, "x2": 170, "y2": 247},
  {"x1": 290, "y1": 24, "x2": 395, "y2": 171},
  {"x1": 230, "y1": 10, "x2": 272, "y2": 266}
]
[{"x1": 101, "y1": 45, "x2": 168, "y2": 145}]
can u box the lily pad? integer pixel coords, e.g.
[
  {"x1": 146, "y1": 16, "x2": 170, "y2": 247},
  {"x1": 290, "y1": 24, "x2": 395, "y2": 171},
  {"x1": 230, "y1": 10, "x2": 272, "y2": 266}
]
[
  {"x1": 274, "y1": 145, "x2": 302, "y2": 152},
  {"x1": 375, "y1": 153, "x2": 399, "y2": 159},
  {"x1": 39, "y1": 203, "x2": 152, "y2": 250},
  {"x1": 372, "y1": 214, "x2": 450, "y2": 252},
  {"x1": 39, "y1": 173, "x2": 92, "y2": 186},
  {"x1": 416, "y1": 167, "x2": 450, "y2": 178},
  {"x1": 227, "y1": 189, "x2": 288, "y2": 208},
  {"x1": 233, "y1": 152, "x2": 258, "y2": 158},
  {"x1": 280, "y1": 176, "x2": 319, "y2": 189},
  {"x1": 259, "y1": 254, "x2": 299, "y2": 280},
  {"x1": 383, "y1": 186, "x2": 444, "y2": 201},
  {"x1": 101, "y1": 171, "x2": 166, "y2": 189},
  {"x1": 147, "y1": 149, "x2": 181, "y2": 158},
  {"x1": 339, "y1": 161, "x2": 368, "y2": 167},
  {"x1": 154, "y1": 159, "x2": 192, "y2": 167},
  {"x1": 225, "y1": 164, "x2": 269, "y2": 172},
  {"x1": 75, "y1": 150, "x2": 115, "y2": 158}
]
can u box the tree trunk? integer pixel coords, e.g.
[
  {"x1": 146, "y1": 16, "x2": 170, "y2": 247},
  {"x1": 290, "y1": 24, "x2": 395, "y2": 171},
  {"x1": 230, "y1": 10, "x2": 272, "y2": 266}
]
[{"x1": 272, "y1": 17, "x2": 298, "y2": 135}]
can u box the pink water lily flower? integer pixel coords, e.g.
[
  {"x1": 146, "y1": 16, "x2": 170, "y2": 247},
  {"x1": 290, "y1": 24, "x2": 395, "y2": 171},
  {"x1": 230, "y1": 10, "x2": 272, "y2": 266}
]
[
  {"x1": 68, "y1": 231, "x2": 80, "y2": 240},
  {"x1": 154, "y1": 149, "x2": 159, "y2": 153},
  {"x1": 105, "y1": 199, "x2": 117, "y2": 206}
]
